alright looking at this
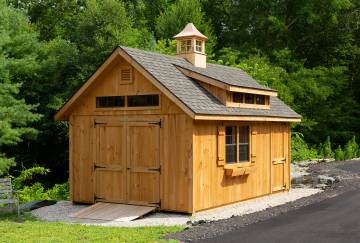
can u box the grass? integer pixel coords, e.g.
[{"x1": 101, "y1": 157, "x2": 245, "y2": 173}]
[{"x1": 0, "y1": 212, "x2": 183, "y2": 243}]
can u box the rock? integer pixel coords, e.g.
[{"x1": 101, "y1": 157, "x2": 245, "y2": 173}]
[
  {"x1": 19, "y1": 200, "x2": 57, "y2": 211},
  {"x1": 317, "y1": 175, "x2": 336, "y2": 185},
  {"x1": 315, "y1": 184, "x2": 328, "y2": 189}
]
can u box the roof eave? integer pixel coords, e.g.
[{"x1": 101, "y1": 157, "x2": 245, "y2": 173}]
[{"x1": 194, "y1": 114, "x2": 301, "y2": 122}]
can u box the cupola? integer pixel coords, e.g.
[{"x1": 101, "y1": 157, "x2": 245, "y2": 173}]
[{"x1": 174, "y1": 23, "x2": 208, "y2": 68}]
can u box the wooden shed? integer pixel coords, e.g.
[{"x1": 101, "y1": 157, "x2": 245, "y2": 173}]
[{"x1": 55, "y1": 23, "x2": 301, "y2": 213}]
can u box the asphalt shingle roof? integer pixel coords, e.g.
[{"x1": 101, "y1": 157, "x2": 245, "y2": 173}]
[{"x1": 121, "y1": 46, "x2": 300, "y2": 119}]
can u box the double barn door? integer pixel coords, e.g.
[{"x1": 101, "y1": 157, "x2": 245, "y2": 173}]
[{"x1": 93, "y1": 120, "x2": 160, "y2": 205}]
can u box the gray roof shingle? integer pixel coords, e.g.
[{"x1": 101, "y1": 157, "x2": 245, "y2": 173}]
[{"x1": 120, "y1": 46, "x2": 300, "y2": 119}]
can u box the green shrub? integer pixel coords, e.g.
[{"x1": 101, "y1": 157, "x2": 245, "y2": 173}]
[
  {"x1": 335, "y1": 145, "x2": 345, "y2": 161},
  {"x1": 344, "y1": 136, "x2": 359, "y2": 160},
  {"x1": 46, "y1": 182, "x2": 69, "y2": 201},
  {"x1": 11, "y1": 166, "x2": 69, "y2": 203},
  {"x1": 291, "y1": 132, "x2": 319, "y2": 162},
  {"x1": 12, "y1": 166, "x2": 49, "y2": 190},
  {"x1": 319, "y1": 136, "x2": 334, "y2": 159}
]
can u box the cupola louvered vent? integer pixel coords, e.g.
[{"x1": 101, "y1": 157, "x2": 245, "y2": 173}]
[{"x1": 119, "y1": 67, "x2": 133, "y2": 84}]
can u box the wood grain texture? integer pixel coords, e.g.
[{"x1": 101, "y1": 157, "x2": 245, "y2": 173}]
[
  {"x1": 69, "y1": 56, "x2": 193, "y2": 212},
  {"x1": 192, "y1": 121, "x2": 290, "y2": 212},
  {"x1": 67, "y1": 51, "x2": 291, "y2": 214}
]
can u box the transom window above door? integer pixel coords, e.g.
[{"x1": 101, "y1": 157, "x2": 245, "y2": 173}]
[{"x1": 225, "y1": 126, "x2": 250, "y2": 164}]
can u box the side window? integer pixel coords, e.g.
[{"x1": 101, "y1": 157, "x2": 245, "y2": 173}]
[
  {"x1": 225, "y1": 126, "x2": 250, "y2": 164},
  {"x1": 239, "y1": 126, "x2": 249, "y2": 161},
  {"x1": 195, "y1": 40, "x2": 202, "y2": 52},
  {"x1": 127, "y1": 94, "x2": 159, "y2": 107},
  {"x1": 226, "y1": 126, "x2": 237, "y2": 163},
  {"x1": 96, "y1": 96, "x2": 125, "y2": 108}
]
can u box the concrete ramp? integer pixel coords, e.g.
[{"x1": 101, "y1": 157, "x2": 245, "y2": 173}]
[{"x1": 70, "y1": 202, "x2": 156, "y2": 222}]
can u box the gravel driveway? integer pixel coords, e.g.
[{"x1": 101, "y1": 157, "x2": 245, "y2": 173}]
[
  {"x1": 31, "y1": 188, "x2": 319, "y2": 227},
  {"x1": 167, "y1": 159, "x2": 360, "y2": 242}
]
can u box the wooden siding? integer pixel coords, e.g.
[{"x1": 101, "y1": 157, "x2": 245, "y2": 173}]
[
  {"x1": 192, "y1": 121, "x2": 290, "y2": 212},
  {"x1": 69, "y1": 56, "x2": 193, "y2": 212},
  {"x1": 198, "y1": 81, "x2": 227, "y2": 105}
]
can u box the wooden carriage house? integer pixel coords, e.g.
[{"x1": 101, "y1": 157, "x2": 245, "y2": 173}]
[{"x1": 55, "y1": 23, "x2": 301, "y2": 213}]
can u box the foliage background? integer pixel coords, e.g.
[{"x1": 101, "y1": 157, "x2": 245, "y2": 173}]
[{"x1": 0, "y1": 0, "x2": 359, "y2": 189}]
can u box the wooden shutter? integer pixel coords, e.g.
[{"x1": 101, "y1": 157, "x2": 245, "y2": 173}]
[
  {"x1": 251, "y1": 128, "x2": 257, "y2": 163},
  {"x1": 217, "y1": 126, "x2": 225, "y2": 166}
]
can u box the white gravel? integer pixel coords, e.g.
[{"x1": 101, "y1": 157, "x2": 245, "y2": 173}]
[{"x1": 31, "y1": 188, "x2": 321, "y2": 227}]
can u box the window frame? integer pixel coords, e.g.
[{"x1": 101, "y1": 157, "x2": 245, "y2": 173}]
[
  {"x1": 127, "y1": 94, "x2": 160, "y2": 107},
  {"x1": 195, "y1": 40, "x2": 202, "y2": 53},
  {"x1": 96, "y1": 96, "x2": 125, "y2": 108},
  {"x1": 225, "y1": 125, "x2": 251, "y2": 167},
  {"x1": 180, "y1": 39, "x2": 192, "y2": 53},
  {"x1": 230, "y1": 92, "x2": 270, "y2": 109},
  {"x1": 94, "y1": 93, "x2": 161, "y2": 111}
]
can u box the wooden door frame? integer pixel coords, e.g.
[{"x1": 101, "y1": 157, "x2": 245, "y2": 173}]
[
  {"x1": 92, "y1": 118, "x2": 162, "y2": 206},
  {"x1": 270, "y1": 123, "x2": 287, "y2": 193}
]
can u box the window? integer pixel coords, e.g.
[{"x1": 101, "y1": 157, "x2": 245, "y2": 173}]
[
  {"x1": 225, "y1": 126, "x2": 250, "y2": 163},
  {"x1": 245, "y1": 94, "x2": 255, "y2": 104},
  {"x1": 195, "y1": 40, "x2": 202, "y2": 52},
  {"x1": 180, "y1": 40, "x2": 192, "y2": 53},
  {"x1": 239, "y1": 126, "x2": 249, "y2": 161},
  {"x1": 96, "y1": 96, "x2": 125, "y2": 108},
  {"x1": 255, "y1": 95, "x2": 265, "y2": 105},
  {"x1": 226, "y1": 127, "x2": 237, "y2": 163},
  {"x1": 127, "y1": 94, "x2": 159, "y2": 107},
  {"x1": 233, "y1": 92, "x2": 244, "y2": 103}
]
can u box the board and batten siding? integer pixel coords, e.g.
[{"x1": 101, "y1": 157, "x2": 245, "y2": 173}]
[
  {"x1": 68, "y1": 55, "x2": 194, "y2": 212},
  {"x1": 192, "y1": 121, "x2": 290, "y2": 212}
]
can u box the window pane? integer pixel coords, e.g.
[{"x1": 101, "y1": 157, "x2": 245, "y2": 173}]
[
  {"x1": 233, "y1": 92, "x2": 244, "y2": 103},
  {"x1": 239, "y1": 126, "x2": 249, "y2": 143},
  {"x1": 186, "y1": 40, "x2": 192, "y2": 52},
  {"x1": 245, "y1": 94, "x2": 254, "y2": 104},
  {"x1": 127, "y1": 94, "x2": 159, "y2": 107},
  {"x1": 239, "y1": 126, "x2": 249, "y2": 162},
  {"x1": 96, "y1": 96, "x2": 125, "y2": 108},
  {"x1": 239, "y1": 145, "x2": 249, "y2": 161},
  {"x1": 225, "y1": 126, "x2": 237, "y2": 163},
  {"x1": 196, "y1": 40, "x2": 202, "y2": 52},
  {"x1": 256, "y1": 95, "x2": 266, "y2": 105},
  {"x1": 180, "y1": 41, "x2": 187, "y2": 53}
]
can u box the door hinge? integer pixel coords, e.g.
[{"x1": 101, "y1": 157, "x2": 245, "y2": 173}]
[
  {"x1": 148, "y1": 166, "x2": 161, "y2": 173},
  {"x1": 149, "y1": 120, "x2": 161, "y2": 128},
  {"x1": 94, "y1": 120, "x2": 107, "y2": 127},
  {"x1": 94, "y1": 164, "x2": 106, "y2": 169},
  {"x1": 94, "y1": 194, "x2": 105, "y2": 200}
]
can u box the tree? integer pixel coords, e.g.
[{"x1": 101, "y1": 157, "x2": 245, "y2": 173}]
[
  {"x1": 0, "y1": 0, "x2": 41, "y2": 175},
  {"x1": 71, "y1": 0, "x2": 155, "y2": 77}
]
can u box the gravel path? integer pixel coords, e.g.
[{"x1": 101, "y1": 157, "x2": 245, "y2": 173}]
[
  {"x1": 31, "y1": 188, "x2": 319, "y2": 227},
  {"x1": 168, "y1": 159, "x2": 360, "y2": 242}
]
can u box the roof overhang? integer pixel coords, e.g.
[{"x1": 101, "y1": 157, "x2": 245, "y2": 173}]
[
  {"x1": 176, "y1": 66, "x2": 278, "y2": 97},
  {"x1": 194, "y1": 115, "x2": 301, "y2": 123}
]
